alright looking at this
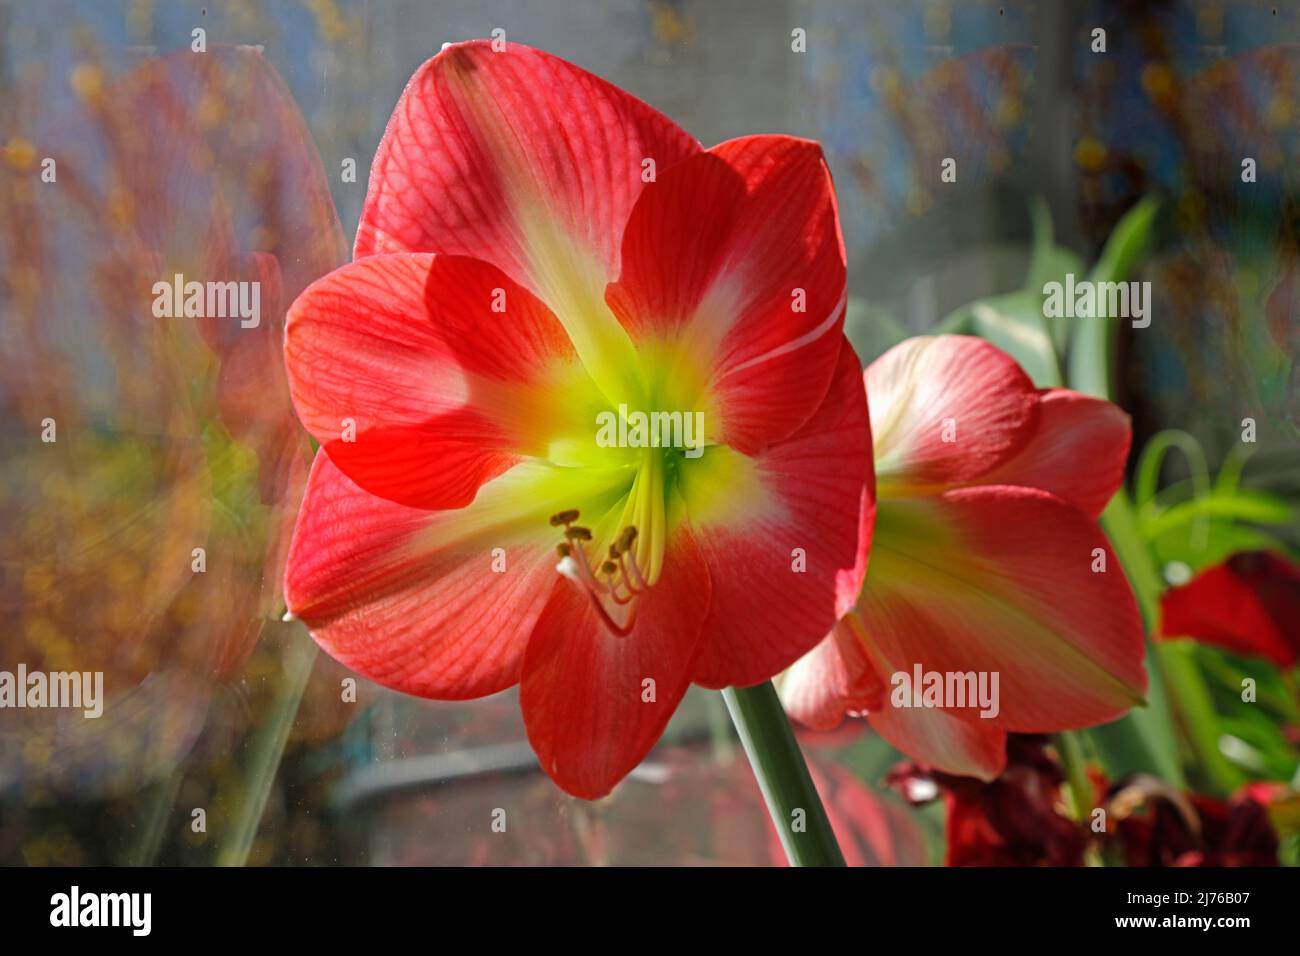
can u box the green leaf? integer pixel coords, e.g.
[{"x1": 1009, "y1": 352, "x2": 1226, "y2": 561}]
[
  {"x1": 1133, "y1": 429, "x2": 1210, "y2": 511},
  {"x1": 1144, "y1": 489, "x2": 1295, "y2": 535},
  {"x1": 1025, "y1": 197, "x2": 1084, "y2": 354},
  {"x1": 1147, "y1": 517, "x2": 1286, "y2": 577},
  {"x1": 945, "y1": 199, "x2": 1096, "y2": 388},
  {"x1": 1068, "y1": 196, "x2": 1161, "y2": 399},
  {"x1": 969, "y1": 291, "x2": 1063, "y2": 387},
  {"x1": 1088, "y1": 195, "x2": 1161, "y2": 287}
]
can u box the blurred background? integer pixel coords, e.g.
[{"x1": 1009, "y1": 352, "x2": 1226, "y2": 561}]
[{"x1": 1, "y1": 0, "x2": 1297, "y2": 865}]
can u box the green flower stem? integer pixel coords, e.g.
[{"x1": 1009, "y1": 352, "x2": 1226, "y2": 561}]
[
  {"x1": 127, "y1": 764, "x2": 187, "y2": 866},
  {"x1": 1054, "y1": 731, "x2": 1093, "y2": 821},
  {"x1": 722, "y1": 681, "x2": 845, "y2": 867},
  {"x1": 216, "y1": 628, "x2": 317, "y2": 867},
  {"x1": 1054, "y1": 731, "x2": 1107, "y2": 866}
]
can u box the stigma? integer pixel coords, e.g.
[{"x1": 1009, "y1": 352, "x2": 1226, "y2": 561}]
[{"x1": 550, "y1": 509, "x2": 647, "y2": 636}]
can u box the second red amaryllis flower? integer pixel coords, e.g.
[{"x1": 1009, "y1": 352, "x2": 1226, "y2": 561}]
[
  {"x1": 281, "y1": 42, "x2": 870, "y2": 798},
  {"x1": 781, "y1": 335, "x2": 1148, "y2": 779}
]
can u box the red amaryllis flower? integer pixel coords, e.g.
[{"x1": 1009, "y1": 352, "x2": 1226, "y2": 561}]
[
  {"x1": 282, "y1": 42, "x2": 870, "y2": 798},
  {"x1": 780, "y1": 335, "x2": 1147, "y2": 779},
  {"x1": 1159, "y1": 550, "x2": 1300, "y2": 670}
]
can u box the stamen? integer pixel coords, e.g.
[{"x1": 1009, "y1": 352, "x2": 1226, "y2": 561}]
[
  {"x1": 550, "y1": 514, "x2": 643, "y2": 635},
  {"x1": 585, "y1": 590, "x2": 635, "y2": 636},
  {"x1": 623, "y1": 546, "x2": 647, "y2": 591},
  {"x1": 616, "y1": 526, "x2": 638, "y2": 554},
  {"x1": 567, "y1": 534, "x2": 602, "y2": 586},
  {"x1": 616, "y1": 554, "x2": 640, "y2": 598},
  {"x1": 601, "y1": 561, "x2": 635, "y2": 605}
]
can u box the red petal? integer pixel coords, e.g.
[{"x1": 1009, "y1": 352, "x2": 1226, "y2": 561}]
[
  {"x1": 1159, "y1": 551, "x2": 1300, "y2": 670},
  {"x1": 355, "y1": 41, "x2": 697, "y2": 284},
  {"x1": 866, "y1": 336, "x2": 1039, "y2": 491},
  {"x1": 689, "y1": 339, "x2": 874, "y2": 688},
  {"x1": 284, "y1": 252, "x2": 578, "y2": 509},
  {"x1": 863, "y1": 487, "x2": 1147, "y2": 733},
  {"x1": 284, "y1": 452, "x2": 561, "y2": 699},
  {"x1": 520, "y1": 527, "x2": 711, "y2": 799},
  {"x1": 608, "y1": 136, "x2": 847, "y2": 451},
  {"x1": 780, "y1": 615, "x2": 886, "y2": 731},
  {"x1": 868, "y1": 704, "x2": 1008, "y2": 782},
  {"x1": 976, "y1": 388, "x2": 1131, "y2": 518},
  {"x1": 782, "y1": 614, "x2": 1008, "y2": 780}
]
